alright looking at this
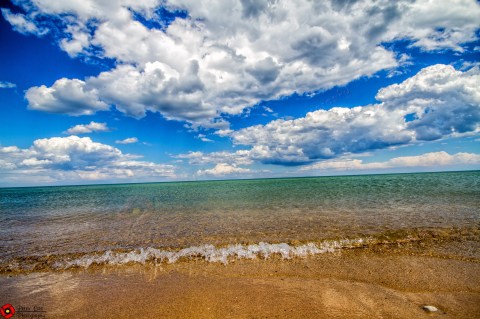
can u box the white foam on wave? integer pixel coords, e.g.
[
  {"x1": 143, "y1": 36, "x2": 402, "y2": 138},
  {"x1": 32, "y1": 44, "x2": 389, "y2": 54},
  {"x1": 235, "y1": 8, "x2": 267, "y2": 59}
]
[{"x1": 53, "y1": 238, "x2": 368, "y2": 270}]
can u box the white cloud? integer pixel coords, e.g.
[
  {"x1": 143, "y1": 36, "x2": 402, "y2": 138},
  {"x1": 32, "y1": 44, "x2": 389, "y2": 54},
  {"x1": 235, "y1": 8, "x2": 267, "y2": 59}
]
[
  {"x1": 176, "y1": 150, "x2": 253, "y2": 166},
  {"x1": 86, "y1": 62, "x2": 214, "y2": 121},
  {"x1": 1, "y1": 8, "x2": 47, "y2": 36},
  {"x1": 230, "y1": 64, "x2": 480, "y2": 164},
  {"x1": 195, "y1": 134, "x2": 213, "y2": 142},
  {"x1": 197, "y1": 163, "x2": 252, "y2": 176},
  {"x1": 59, "y1": 24, "x2": 92, "y2": 57},
  {"x1": 64, "y1": 121, "x2": 110, "y2": 134},
  {"x1": 0, "y1": 81, "x2": 16, "y2": 89},
  {"x1": 301, "y1": 152, "x2": 480, "y2": 171},
  {"x1": 25, "y1": 78, "x2": 109, "y2": 116},
  {"x1": 400, "y1": 1, "x2": 480, "y2": 51},
  {"x1": 115, "y1": 137, "x2": 138, "y2": 144},
  {"x1": 16, "y1": 0, "x2": 480, "y2": 127},
  {"x1": 0, "y1": 136, "x2": 175, "y2": 186}
]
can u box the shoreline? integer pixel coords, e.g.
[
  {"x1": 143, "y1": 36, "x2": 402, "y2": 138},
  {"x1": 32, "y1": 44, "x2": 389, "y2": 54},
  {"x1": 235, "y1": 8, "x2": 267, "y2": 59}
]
[
  {"x1": 1, "y1": 240, "x2": 479, "y2": 318},
  {"x1": 2, "y1": 226, "x2": 479, "y2": 275}
]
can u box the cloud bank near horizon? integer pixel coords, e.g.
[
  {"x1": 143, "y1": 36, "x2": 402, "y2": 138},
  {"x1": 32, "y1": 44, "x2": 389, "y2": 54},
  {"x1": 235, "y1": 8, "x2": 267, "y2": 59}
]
[{"x1": 0, "y1": 136, "x2": 175, "y2": 186}]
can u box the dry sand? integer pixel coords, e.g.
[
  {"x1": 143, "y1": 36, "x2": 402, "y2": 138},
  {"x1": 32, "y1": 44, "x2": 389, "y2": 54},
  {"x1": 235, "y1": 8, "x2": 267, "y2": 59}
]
[{"x1": 1, "y1": 241, "x2": 479, "y2": 319}]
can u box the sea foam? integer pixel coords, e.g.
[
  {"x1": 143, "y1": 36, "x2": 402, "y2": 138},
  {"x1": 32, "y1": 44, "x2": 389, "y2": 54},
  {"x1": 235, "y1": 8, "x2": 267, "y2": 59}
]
[{"x1": 53, "y1": 238, "x2": 368, "y2": 270}]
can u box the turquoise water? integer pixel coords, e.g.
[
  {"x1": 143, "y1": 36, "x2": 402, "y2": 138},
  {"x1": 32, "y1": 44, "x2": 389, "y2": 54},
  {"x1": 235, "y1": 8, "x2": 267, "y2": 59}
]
[{"x1": 0, "y1": 171, "x2": 479, "y2": 270}]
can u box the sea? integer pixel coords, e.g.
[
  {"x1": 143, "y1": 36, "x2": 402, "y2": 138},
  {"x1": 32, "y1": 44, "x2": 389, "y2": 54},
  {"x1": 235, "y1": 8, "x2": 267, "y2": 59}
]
[{"x1": 1, "y1": 171, "x2": 479, "y2": 273}]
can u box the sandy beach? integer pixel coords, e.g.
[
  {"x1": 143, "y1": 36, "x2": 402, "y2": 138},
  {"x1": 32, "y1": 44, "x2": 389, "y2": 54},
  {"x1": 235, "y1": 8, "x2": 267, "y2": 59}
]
[{"x1": 1, "y1": 238, "x2": 479, "y2": 319}]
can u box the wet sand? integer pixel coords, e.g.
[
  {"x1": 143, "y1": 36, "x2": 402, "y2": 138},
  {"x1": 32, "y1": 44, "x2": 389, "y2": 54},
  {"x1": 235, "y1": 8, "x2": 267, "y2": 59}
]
[{"x1": 1, "y1": 240, "x2": 479, "y2": 319}]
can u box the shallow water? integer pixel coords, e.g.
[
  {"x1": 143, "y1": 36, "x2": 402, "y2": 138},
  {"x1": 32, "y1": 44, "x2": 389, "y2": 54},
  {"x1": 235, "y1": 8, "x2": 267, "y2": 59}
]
[{"x1": 1, "y1": 171, "x2": 479, "y2": 272}]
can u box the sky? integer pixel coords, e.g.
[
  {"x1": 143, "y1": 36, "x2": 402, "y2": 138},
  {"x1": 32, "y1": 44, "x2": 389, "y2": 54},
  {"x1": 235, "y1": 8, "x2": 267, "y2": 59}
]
[{"x1": 0, "y1": 0, "x2": 479, "y2": 187}]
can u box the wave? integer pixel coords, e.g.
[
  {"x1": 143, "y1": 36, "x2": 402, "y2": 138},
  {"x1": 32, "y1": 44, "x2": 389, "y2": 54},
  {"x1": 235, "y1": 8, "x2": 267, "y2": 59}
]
[
  {"x1": 1, "y1": 238, "x2": 370, "y2": 273},
  {"x1": 2, "y1": 226, "x2": 478, "y2": 274},
  {"x1": 58, "y1": 238, "x2": 368, "y2": 269}
]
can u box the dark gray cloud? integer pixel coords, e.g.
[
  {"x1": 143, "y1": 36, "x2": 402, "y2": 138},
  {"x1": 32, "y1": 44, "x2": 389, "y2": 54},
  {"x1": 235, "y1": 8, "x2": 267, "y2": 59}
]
[
  {"x1": 246, "y1": 57, "x2": 280, "y2": 84},
  {"x1": 240, "y1": 0, "x2": 269, "y2": 18}
]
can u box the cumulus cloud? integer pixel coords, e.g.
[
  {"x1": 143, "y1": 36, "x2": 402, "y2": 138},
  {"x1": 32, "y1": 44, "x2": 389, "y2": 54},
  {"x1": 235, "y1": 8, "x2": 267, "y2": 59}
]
[
  {"x1": 58, "y1": 23, "x2": 96, "y2": 57},
  {"x1": 230, "y1": 64, "x2": 480, "y2": 165},
  {"x1": 115, "y1": 137, "x2": 138, "y2": 144},
  {"x1": 0, "y1": 136, "x2": 175, "y2": 185},
  {"x1": 25, "y1": 78, "x2": 109, "y2": 116},
  {"x1": 197, "y1": 163, "x2": 252, "y2": 176},
  {"x1": 301, "y1": 152, "x2": 480, "y2": 171},
  {"x1": 1, "y1": 8, "x2": 47, "y2": 36},
  {"x1": 14, "y1": 0, "x2": 480, "y2": 127},
  {"x1": 0, "y1": 81, "x2": 16, "y2": 89},
  {"x1": 64, "y1": 121, "x2": 110, "y2": 134}
]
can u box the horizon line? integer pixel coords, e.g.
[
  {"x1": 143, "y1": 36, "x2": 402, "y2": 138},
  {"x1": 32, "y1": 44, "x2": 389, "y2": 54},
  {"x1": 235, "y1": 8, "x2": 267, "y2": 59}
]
[{"x1": 1, "y1": 169, "x2": 478, "y2": 190}]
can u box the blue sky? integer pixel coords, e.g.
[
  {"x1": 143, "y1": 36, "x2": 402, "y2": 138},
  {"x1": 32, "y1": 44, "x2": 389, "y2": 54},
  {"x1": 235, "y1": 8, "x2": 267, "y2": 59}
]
[{"x1": 0, "y1": 0, "x2": 479, "y2": 186}]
